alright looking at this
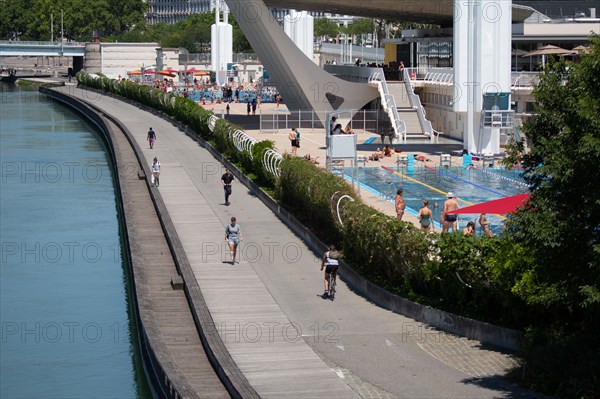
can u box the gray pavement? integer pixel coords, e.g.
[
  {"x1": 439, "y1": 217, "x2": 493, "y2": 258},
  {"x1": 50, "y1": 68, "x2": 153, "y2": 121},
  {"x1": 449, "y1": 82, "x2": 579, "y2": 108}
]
[{"x1": 61, "y1": 86, "x2": 540, "y2": 398}]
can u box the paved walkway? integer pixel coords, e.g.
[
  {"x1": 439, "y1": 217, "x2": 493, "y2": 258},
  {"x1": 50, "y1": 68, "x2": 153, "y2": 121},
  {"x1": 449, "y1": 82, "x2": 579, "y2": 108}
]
[{"x1": 60, "y1": 87, "x2": 539, "y2": 398}]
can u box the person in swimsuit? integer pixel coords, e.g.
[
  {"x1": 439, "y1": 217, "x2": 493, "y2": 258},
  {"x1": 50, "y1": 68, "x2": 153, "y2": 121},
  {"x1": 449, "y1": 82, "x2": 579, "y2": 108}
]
[
  {"x1": 463, "y1": 221, "x2": 476, "y2": 236},
  {"x1": 479, "y1": 213, "x2": 494, "y2": 237},
  {"x1": 289, "y1": 128, "x2": 298, "y2": 155},
  {"x1": 418, "y1": 200, "x2": 433, "y2": 232},
  {"x1": 395, "y1": 189, "x2": 406, "y2": 221},
  {"x1": 443, "y1": 192, "x2": 459, "y2": 232}
]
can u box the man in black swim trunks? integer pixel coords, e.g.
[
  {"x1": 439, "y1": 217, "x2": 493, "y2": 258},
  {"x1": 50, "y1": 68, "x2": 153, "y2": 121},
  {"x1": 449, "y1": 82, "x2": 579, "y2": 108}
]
[{"x1": 443, "y1": 192, "x2": 459, "y2": 232}]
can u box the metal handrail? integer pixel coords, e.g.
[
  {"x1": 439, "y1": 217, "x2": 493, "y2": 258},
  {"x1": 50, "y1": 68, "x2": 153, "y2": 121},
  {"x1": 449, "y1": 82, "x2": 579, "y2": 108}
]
[
  {"x1": 262, "y1": 149, "x2": 283, "y2": 178},
  {"x1": 403, "y1": 69, "x2": 434, "y2": 139},
  {"x1": 368, "y1": 72, "x2": 406, "y2": 142}
]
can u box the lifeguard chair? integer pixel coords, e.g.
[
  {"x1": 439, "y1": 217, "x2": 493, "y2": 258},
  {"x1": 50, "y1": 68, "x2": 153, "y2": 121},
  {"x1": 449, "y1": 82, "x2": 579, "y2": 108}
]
[
  {"x1": 440, "y1": 153, "x2": 451, "y2": 168},
  {"x1": 483, "y1": 153, "x2": 495, "y2": 168}
]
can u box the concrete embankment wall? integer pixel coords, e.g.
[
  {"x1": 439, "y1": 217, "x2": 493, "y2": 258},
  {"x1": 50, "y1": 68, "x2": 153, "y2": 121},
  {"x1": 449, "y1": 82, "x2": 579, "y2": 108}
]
[{"x1": 40, "y1": 87, "x2": 256, "y2": 399}]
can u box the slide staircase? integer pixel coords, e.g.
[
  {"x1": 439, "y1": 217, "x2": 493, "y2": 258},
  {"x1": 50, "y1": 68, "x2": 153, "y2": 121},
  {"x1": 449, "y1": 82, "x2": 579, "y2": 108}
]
[{"x1": 368, "y1": 70, "x2": 435, "y2": 142}]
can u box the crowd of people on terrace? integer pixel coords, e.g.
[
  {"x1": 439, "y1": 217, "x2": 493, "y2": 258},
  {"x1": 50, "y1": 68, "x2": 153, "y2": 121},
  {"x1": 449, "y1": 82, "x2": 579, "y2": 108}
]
[{"x1": 142, "y1": 76, "x2": 281, "y2": 105}]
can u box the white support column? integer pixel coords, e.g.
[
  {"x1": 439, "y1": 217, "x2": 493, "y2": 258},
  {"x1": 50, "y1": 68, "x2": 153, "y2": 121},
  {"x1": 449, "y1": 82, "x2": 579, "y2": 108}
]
[
  {"x1": 453, "y1": 0, "x2": 512, "y2": 154},
  {"x1": 211, "y1": 0, "x2": 233, "y2": 77},
  {"x1": 284, "y1": 10, "x2": 314, "y2": 60}
]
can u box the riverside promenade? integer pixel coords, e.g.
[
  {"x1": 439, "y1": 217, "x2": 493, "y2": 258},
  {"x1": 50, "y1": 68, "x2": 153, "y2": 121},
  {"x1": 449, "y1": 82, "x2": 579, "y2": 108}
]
[{"x1": 53, "y1": 86, "x2": 539, "y2": 398}]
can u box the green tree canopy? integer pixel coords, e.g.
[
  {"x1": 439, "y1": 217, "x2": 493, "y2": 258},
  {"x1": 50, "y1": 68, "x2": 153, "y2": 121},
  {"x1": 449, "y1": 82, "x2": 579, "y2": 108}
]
[
  {"x1": 344, "y1": 18, "x2": 374, "y2": 36},
  {"x1": 505, "y1": 36, "x2": 600, "y2": 322},
  {"x1": 0, "y1": 0, "x2": 147, "y2": 40},
  {"x1": 314, "y1": 18, "x2": 340, "y2": 38},
  {"x1": 503, "y1": 35, "x2": 600, "y2": 397}
]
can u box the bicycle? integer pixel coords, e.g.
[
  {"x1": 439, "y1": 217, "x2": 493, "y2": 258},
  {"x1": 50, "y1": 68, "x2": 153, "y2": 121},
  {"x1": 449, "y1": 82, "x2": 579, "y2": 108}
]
[{"x1": 327, "y1": 272, "x2": 337, "y2": 300}]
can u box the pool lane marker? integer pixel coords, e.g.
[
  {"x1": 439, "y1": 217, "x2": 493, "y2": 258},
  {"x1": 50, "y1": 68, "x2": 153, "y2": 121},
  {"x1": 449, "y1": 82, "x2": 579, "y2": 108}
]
[
  {"x1": 381, "y1": 166, "x2": 506, "y2": 220},
  {"x1": 340, "y1": 171, "x2": 444, "y2": 230},
  {"x1": 471, "y1": 166, "x2": 531, "y2": 188},
  {"x1": 423, "y1": 165, "x2": 507, "y2": 197}
]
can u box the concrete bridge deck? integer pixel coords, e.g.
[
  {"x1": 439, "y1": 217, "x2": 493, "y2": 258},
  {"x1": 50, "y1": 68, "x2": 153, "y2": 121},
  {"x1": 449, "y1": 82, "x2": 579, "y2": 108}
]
[{"x1": 54, "y1": 86, "x2": 540, "y2": 398}]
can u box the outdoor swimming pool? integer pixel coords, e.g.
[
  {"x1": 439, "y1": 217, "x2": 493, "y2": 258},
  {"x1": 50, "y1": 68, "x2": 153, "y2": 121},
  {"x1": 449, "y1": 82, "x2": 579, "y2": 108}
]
[{"x1": 344, "y1": 164, "x2": 529, "y2": 235}]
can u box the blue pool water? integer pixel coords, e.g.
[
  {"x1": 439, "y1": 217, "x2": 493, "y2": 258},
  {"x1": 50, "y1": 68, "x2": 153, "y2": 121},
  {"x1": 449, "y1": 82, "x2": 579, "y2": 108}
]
[{"x1": 345, "y1": 165, "x2": 528, "y2": 234}]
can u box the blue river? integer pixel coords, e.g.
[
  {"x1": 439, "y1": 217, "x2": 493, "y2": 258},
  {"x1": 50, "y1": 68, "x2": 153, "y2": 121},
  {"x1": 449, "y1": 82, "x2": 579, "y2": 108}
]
[{"x1": 0, "y1": 85, "x2": 151, "y2": 398}]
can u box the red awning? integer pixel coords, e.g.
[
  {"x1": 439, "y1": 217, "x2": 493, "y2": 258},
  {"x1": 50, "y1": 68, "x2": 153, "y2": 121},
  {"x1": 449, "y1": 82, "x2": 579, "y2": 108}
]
[{"x1": 446, "y1": 193, "x2": 530, "y2": 215}]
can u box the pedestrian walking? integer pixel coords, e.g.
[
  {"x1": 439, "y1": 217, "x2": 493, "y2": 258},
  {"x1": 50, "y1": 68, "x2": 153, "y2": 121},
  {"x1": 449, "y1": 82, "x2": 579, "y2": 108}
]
[
  {"x1": 246, "y1": 102, "x2": 251, "y2": 115},
  {"x1": 151, "y1": 157, "x2": 161, "y2": 187},
  {"x1": 147, "y1": 127, "x2": 156, "y2": 149},
  {"x1": 225, "y1": 217, "x2": 242, "y2": 264},
  {"x1": 221, "y1": 168, "x2": 234, "y2": 205}
]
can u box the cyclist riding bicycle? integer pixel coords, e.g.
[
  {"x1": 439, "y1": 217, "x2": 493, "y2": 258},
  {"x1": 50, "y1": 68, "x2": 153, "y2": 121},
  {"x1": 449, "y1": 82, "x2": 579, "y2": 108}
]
[{"x1": 320, "y1": 245, "x2": 341, "y2": 298}]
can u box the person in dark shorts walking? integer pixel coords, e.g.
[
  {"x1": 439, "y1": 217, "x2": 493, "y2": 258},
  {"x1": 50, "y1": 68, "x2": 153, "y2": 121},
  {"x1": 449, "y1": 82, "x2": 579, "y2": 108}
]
[{"x1": 221, "y1": 168, "x2": 234, "y2": 205}]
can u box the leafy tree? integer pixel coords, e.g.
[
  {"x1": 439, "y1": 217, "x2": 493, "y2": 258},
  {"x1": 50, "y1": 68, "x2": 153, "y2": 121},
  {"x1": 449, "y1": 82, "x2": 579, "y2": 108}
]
[
  {"x1": 344, "y1": 18, "x2": 374, "y2": 36},
  {"x1": 0, "y1": 0, "x2": 146, "y2": 40},
  {"x1": 314, "y1": 18, "x2": 340, "y2": 39},
  {"x1": 505, "y1": 36, "x2": 600, "y2": 322},
  {"x1": 0, "y1": 0, "x2": 34, "y2": 39},
  {"x1": 503, "y1": 35, "x2": 600, "y2": 397}
]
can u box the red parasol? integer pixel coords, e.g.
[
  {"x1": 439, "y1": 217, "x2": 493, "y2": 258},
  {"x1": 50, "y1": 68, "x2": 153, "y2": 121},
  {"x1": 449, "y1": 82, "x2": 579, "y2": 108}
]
[
  {"x1": 184, "y1": 68, "x2": 201, "y2": 74},
  {"x1": 445, "y1": 193, "x2": 530, "y2": 215},
  {"x1": 155, "y1": 71, "x2": 176, "y2": 77}
]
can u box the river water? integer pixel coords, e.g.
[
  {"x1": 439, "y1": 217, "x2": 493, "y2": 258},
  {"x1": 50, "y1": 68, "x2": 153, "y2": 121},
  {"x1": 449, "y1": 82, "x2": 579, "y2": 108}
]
[{"x1": 0, "y1": 85, "x2": 151, "y2": 398}]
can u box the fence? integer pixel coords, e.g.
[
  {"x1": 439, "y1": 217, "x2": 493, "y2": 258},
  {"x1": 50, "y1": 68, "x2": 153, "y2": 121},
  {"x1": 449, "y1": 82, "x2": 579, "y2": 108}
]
[{"x1": 259, "y1": 109, "x2": 384, "y2": 133}]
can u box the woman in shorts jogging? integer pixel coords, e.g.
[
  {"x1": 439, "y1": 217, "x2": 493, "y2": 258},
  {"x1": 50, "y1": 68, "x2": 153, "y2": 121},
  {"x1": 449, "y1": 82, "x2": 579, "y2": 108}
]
[{"x1": 225, "y1": 217, "x2": 242, "y2": 264}]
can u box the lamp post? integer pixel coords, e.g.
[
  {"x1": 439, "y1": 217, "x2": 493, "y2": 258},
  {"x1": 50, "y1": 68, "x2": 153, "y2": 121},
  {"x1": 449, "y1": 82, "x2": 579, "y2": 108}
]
[{"x1": 60, "y1": 9, "x2": 64, "y2": 56}]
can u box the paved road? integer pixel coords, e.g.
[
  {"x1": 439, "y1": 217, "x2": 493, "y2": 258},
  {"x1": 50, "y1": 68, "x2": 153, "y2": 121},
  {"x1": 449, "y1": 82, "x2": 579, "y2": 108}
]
[{"x1": 61, "y1": 86, "x2": 540, "y2": 398}]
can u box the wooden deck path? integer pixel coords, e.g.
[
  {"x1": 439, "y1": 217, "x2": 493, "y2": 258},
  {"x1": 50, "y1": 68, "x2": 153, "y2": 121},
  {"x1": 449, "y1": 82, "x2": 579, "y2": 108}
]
[{"x1": 44, "y1": 88, "x2": 229, "y2": 398}]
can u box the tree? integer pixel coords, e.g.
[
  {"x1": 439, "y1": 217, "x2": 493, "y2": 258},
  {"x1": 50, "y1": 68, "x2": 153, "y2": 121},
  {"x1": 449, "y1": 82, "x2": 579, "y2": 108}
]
[
  {"x1": 505, "y1": 36, "x2": 600, "y2": 321},
  {"x1": 0, "y1": 0, "x2": 34, "y2": 40},
  {"x1": 503, "y1": 35, "x2": 600, "y2": 397},
  {"x1": 344, "y1": 18, "x2": 374, "y2": 36},
  {"x1": 314, "y1": 18, "x2": 340, "y2": 39}
]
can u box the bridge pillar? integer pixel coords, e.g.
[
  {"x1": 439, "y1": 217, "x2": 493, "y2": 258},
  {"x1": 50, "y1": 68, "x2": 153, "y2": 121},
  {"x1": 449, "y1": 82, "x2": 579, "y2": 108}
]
[
  {"x1": 83, "y1": 43, "x2": 102, "y2": 74},
  {"x1": 73, "y1": 57, "x2": 84, "y2": 74},
  {"x1": 224, "y1": 0, "x2": 378, "y2": 119}
]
